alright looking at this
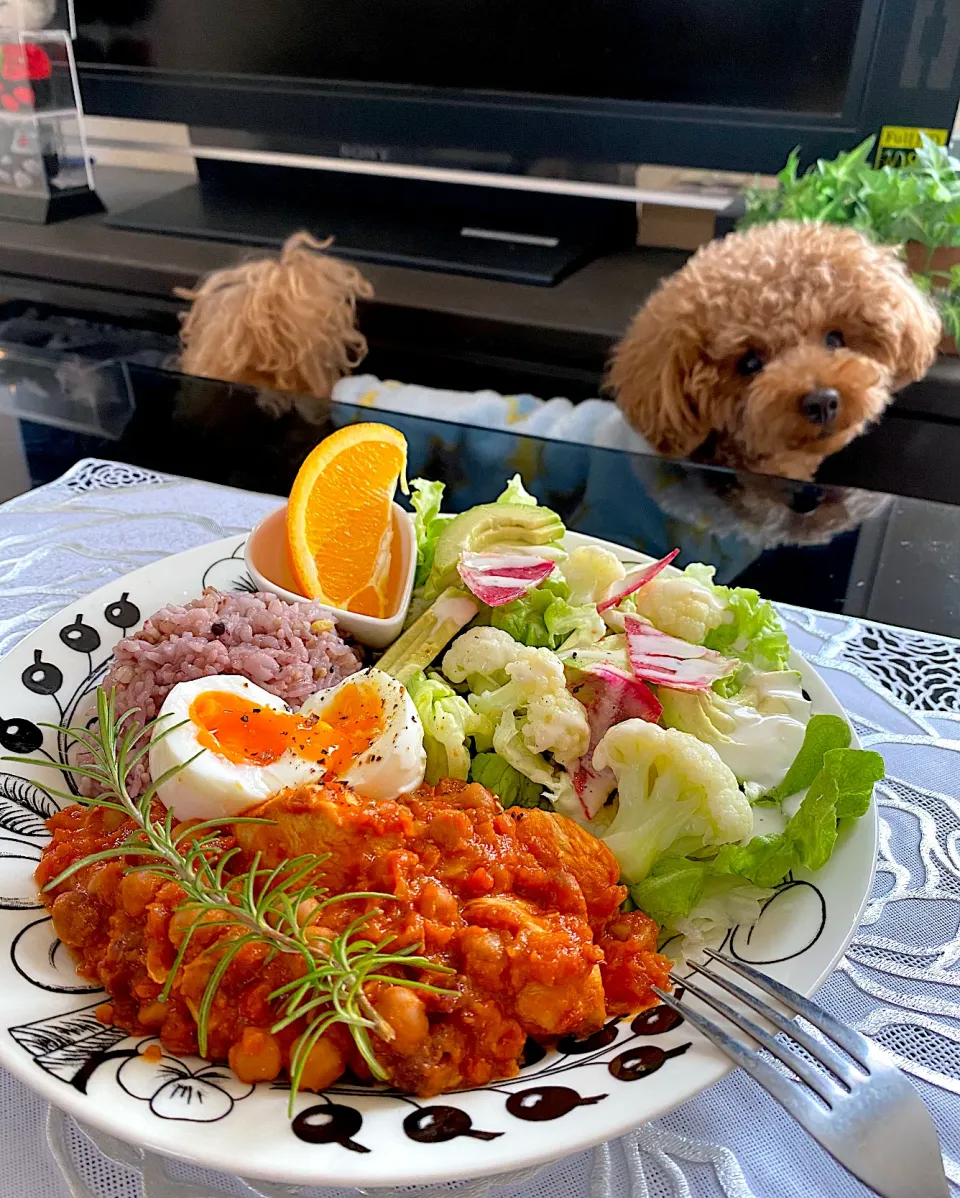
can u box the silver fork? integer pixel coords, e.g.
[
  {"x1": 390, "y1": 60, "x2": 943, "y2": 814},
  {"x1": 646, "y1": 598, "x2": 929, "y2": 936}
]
[{"x1": 652, "y1": 949, "x2": 949, "y2": 1198}]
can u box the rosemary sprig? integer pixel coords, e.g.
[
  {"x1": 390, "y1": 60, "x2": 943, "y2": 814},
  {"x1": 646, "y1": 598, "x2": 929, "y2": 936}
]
[{"x1": 8, "y1": 687, "x2": 454, "y2": 1112}]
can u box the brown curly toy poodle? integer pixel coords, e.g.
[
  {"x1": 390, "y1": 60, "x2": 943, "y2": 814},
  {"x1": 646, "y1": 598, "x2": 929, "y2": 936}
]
[
  {"x1": 178, "y1": 232, "x2": 373, "y2": 398},
  {"x1": 609, "y1": 221, "x2": 941, "y2": 480}
]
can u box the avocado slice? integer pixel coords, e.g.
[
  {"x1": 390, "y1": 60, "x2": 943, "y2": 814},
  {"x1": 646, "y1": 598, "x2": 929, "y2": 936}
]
[{"x1": 425, "y1": 502, "x2": 566, "y2": 598}]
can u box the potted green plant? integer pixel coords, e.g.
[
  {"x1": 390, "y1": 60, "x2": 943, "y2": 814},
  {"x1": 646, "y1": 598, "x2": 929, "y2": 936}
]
[{"x1": 739, "y1": 135, "x2": 960, "y2": 352}]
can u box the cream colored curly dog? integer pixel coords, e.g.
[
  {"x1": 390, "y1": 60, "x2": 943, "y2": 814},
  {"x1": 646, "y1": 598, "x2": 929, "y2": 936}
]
[{"x1": 609, "y1": 221, "x2": 941, "y2": 480}]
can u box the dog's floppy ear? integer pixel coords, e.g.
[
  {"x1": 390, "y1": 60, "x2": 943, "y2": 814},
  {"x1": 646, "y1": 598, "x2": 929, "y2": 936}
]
[
  {"x1": 607, "y1": 305, "x2": 712, "y2": 457},
  {"x1": 891, "y1": 275, "x2": 942, "y2": 389},
  {"x1": 868, "y1": 244, "x2": 942, "y2": 389}
]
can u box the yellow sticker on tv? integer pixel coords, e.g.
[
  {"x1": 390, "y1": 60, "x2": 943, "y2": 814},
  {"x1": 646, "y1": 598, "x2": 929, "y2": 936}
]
[{"x1": 875, "y1": 126, "x2": 949, "y2": 168}]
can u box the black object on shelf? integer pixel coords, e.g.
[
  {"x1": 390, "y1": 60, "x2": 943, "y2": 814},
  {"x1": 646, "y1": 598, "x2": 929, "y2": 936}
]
[
  {"x1": 0, "y1": 33, "x2": 104, "y2": 224},
  {"x1": 107, "y1": 159, "x2": 638, "y2": 286},
  {"x1": 2, "y1": 186, "x2": 105, "y2": 224},
  {"x1": 714, "y1": 195, "x2": 746, "y2": 240}
]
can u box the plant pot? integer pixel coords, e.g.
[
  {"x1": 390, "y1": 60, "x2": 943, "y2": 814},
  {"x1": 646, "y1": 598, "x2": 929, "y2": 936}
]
[{"x1": 905, "y1": 241, "x2": 960, "y2": 355}]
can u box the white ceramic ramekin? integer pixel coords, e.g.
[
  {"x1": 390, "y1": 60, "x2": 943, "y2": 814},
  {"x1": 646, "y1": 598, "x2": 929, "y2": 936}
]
[{"x1": 244, "y1": 503, "x2": 416, "y2": 649}]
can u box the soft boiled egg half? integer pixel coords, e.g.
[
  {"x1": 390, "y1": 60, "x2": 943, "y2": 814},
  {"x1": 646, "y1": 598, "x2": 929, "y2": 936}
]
[{"x1": 149, "y1": 669, "x2": 426, "y2": 822}]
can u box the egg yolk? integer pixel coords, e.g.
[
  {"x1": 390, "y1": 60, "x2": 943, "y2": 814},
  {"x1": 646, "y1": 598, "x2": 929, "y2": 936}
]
[{"x1": 189, "y1": 685, "x2": 384, "y2": 777}]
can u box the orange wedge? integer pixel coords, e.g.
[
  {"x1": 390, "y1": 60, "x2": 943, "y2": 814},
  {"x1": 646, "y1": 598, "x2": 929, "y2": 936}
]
[{"x1": 286, "y1": 423, "x2": 407, "y2": 617}]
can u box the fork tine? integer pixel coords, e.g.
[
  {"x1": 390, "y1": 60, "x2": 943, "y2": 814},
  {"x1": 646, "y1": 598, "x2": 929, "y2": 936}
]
[
  {"x1": 655, "y1": 983, "x2": 950, "y2": 1198},
  {"x1": 668, "y1": 975, "x2": 843, "y2": 1105},
  {"x1": 651, "y1": 986, "x2": 830, "y2": 1128},
  {"x1": 685, "y1": 959, "x2": 860, "y2": 1089},
  {"x1": 703, "y1": 949, "x2": 871, "y2": 1068}
]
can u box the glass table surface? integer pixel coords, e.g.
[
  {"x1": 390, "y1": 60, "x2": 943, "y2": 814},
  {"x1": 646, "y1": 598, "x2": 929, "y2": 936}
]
[{"x1": 75, "y1": 364, "x2": 960, "y2": 642}]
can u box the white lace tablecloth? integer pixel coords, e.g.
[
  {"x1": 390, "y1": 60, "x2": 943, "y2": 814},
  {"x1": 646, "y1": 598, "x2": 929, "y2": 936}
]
[{"x1": 0, "y1": 458, "x2": 956, "y2": 1198}]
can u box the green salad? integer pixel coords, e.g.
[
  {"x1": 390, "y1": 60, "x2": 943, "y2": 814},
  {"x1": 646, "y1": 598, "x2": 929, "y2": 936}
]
[{"x1": 378, "y1": 475, "x2": 883, "y2": 956}]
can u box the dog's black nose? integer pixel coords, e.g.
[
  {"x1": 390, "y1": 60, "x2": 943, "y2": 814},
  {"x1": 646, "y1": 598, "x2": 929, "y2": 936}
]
[
  {"x1": 789, "y1": 484, "x2": 825, "y2": 514},
  {"x1": 800, "y1": 388, "x2": 841, "y2": 426}
]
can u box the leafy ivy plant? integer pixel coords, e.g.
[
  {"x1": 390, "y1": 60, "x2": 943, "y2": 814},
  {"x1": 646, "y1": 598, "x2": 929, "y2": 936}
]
[{"x1": 739, "y1": 134, "x2": 960, "y2": 345}]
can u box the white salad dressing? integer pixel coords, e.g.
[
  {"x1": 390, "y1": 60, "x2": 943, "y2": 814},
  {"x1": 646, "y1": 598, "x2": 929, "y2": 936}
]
[
  {"x1": 433, "y1": 594, "x2": 481, "y2": 627},
  {"x1": 711, "y1": 709, "x2": 808, "y2": 793},
  {"x1": 713, "y1": 670, "x2": 812, "y2": 792}
]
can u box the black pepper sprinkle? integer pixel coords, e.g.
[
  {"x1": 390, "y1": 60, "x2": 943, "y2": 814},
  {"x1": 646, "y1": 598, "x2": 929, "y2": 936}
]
[
  {"x1": 252, "y1": 708, "x2": 261, "y2": 714},
  {"x1": 211, "y1": 622, "x2": 226, "y2": 636},
  {"x1": 241, "y1": 714, "x2": 249, "y2": 723}
]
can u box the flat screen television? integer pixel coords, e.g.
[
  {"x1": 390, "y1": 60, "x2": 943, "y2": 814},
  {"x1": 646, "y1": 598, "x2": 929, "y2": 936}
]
[{"x1": 71, "y1": 0, "x2": 960, "y2": 282}]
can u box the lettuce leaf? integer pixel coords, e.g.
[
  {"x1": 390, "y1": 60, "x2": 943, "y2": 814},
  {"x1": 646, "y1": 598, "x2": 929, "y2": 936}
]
[
  {"x1": 659, "y1": 876, "x2": 773, "y2": 960},
  {"x1": 496, "y1": 474, "x2": 538, "y2": 506},
  {"x1": 488, "y1": 577, "x2": 602, "y2": 649},
  {"x1": 470, "y1": 751, "x2": 551, "y2": 809},
  {"x1": 410, "y1": 478, "x2": 455, "y2": 589},
  {"x1": 714, "y1": 744, "x2": 884, "y2": 887},
  {"x1": 682, "y1": 564, "x2": 790, "y2": 689},
  {"x1": 824, "y1": 746, "x2": 885, "y2": 818},
  {"x1": 629, "y1": 732, "x2": 884, "y2": 936},
  {"x1": 767, "y1": 713, "x2": 851, "y2": 800},
  {"x1": 705, "y1": 585, "x2": 789, "y2": 672},
  {"x1": 629, "y1": 856, "x2": 708, "y2": 925},
  {"x1": 406, "y1": 668, "x2": 479, "y2": 783},
  {"x1": 628, "y1": 858, "x2": 772, "y2": 957},
  {"x1": 658, "y1": 673, "x2": 810, "y2": 792}
]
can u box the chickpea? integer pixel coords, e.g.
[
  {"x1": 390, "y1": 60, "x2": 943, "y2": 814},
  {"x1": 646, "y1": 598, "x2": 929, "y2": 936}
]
[
  {"x1": 459, "y1": 928, "x2": 506, "y2": 985},
  {"x1": 295, "y1": 1033, "x2": 347, "y2": 1092},
  {"x1": 373, "y1": 986, "x2": 429, "y2": 1056},
  {"x1": 101, "y1": 807, "x2": 127, "y2": 833},
  {"x1": 167, "y1": 907, "x2": 200, "y2": 944},
  {"x1": 137, "y1": 1000, "x2": 168, "y2": 1029},
  {"x1": 228, "y1": 1027, "x2": 283, "y2": 1083},
  {"x1": 51, "y1": 891, "x2": 98, "y2": 947},
  {"x1": 121, "y1": 869, "x2": 161, "y2": 918},
  {"x1": 419, "y1": 882, "x2": 458, "y2": 923},
  {"x1": 86, "y1": 862, "x2": 121, "y2": 900},
  {"x1": 427, "y1": 811, "x2": 470, "y2": 851}
]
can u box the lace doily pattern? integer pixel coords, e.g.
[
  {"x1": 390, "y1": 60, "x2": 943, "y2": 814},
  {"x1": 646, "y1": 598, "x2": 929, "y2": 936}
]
[
  {"x1": 58, "y1": 460, "x2": 169, "y2": 495},
  {"x1": 0, "y1": 462, "x2": 954, "y2": 1198},
  {"x1": 833, "y1": 622, "x2": 960, "y2": 712}
]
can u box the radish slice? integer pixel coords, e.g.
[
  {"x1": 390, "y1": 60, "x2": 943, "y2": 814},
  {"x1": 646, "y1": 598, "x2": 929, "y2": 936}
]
[
  {"x1": 568, "y1": 664, "x2": 662, "y2": 819},
  {"x1": 457, "y1": 552, "x2": 555, "y2": 607},
  {"x1": 624, "y1": 614, "x2": 738, "y2": 692},
  {"x1": 596, "y1": 549, "x2": 680, "y2": 613}
]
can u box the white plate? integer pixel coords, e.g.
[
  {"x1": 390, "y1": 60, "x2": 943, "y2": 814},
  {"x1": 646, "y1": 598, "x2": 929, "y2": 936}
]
[{"x1": 0, "y1": 533, "x2": 876, "y2": 1189}]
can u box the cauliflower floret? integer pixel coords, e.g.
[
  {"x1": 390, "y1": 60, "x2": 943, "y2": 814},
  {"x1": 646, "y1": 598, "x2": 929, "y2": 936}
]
[
  {"x1": 443, "y1": 627, "x2": 590, "y2": 781},
  {"x1": 442, "y1": 626, "x2": 518, "y2": 690},
  {"x1": 562, "y1": 545, "x2": 625, "y2": 606},
  {"x1": 523, "y1": 690, "x2": 592, "y2": 765},
  {"x1": 469, "y1": 639, "x2": 590, "y2": 767},
  {"x1": 630, "y1": 572, "x2": 729, "y2": 644},
  {"x1": 497, "y1": 646, "x2": 567, "y2": 695},
  {"x1": 593, "y1": 720, "x2": 752, "y2": 883}
]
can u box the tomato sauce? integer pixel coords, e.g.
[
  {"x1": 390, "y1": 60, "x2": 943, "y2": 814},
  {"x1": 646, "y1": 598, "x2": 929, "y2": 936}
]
[{"x1": 37, "y1": 779, "x2": 671, "y2": 1097}]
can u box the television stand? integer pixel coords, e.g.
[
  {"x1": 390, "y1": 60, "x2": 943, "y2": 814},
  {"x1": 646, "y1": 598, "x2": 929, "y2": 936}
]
[{"x1": 106, "y1": 160, "x2": 637, "y2": 287}]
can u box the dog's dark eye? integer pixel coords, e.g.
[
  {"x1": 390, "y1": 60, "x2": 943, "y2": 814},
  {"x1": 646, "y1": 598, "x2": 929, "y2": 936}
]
[
  {"x1": 824, "y1": 329, "x2": 845, "y2": 349},
  {"x1": 737, "y1": 350, "x2": 765, "y2": 376}
]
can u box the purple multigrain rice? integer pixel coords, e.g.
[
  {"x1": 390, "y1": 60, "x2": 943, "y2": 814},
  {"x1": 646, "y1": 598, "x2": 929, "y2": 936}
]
[{"x1": 89, "y1": 588, "x2": 362, "y2": 796}]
